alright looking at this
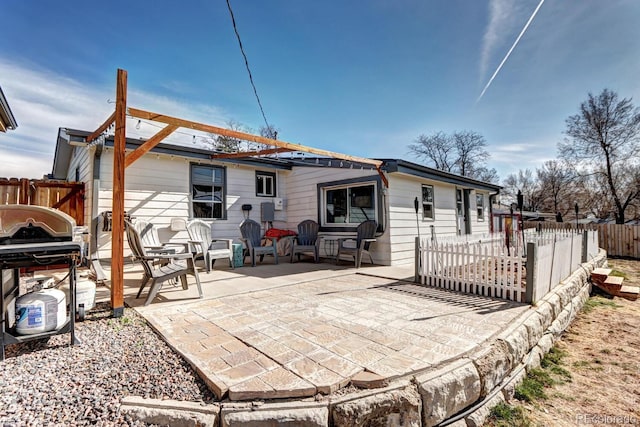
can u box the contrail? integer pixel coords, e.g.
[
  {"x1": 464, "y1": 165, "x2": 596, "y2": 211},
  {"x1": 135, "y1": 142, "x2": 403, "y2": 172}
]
[{"x1": 477, "y1": 0, "x2": 545, "y2": 103}]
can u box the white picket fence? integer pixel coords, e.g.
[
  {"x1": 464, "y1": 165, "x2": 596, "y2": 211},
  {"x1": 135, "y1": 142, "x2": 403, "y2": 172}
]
[
  {"x1": 417, "y1": 239, "x2": 526, "y2": 302},
  {"x1": 415, "y1": 229, "x2": 600, "y2": 304}
]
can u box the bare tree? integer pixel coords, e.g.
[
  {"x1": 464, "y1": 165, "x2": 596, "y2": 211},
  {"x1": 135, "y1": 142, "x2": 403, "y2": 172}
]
[
  {"x1": 471, "y1": 166, "x2": 500, "y2": 184},
  {"x1": 408, "y1": 130, "x2": 496, "y2": 182},
  {"x1": 259, "y1": 124, "x2": 279, "y2": 140},
  {"x1": 203, "y1": 119, "x2": 248, "y2": 153},
  {"x1": 502, "y1": 169, "x2": 543, "y2": 211},
  {"x1": 452, "y1": 130, "x2": 490, "y2": 178},
  {"x1": 536, "y1": 160, "x2": 574, "y2": 215},
  {"x1": 559, "y1": 89, "x2": 640, "y2": 223},
  {"x1": 408, "y1": 131, "x2": 455, "y2": 172}
]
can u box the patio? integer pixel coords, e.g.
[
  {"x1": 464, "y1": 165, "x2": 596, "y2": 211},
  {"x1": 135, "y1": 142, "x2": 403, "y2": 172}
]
[{"x1": 110, "y1": 258, "x2": 531, "y2": 401}]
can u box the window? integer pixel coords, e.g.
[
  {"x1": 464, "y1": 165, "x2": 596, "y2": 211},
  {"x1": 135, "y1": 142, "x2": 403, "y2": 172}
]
[
  {"x1": 476, "y1": 193, "x2": 485, "y2": 221},
  {"x1": 256, "y1": 171, "x2": 276, "y2": 197},
  {"x1": 422, "y1": 184, "x2": 434, "y2": 220},
  {"x1": 191, "y1": 164, "x2": 226, "y2": 219},
  {"x1": 456, "y1": 189, "x2": 464, "y2": 217},
  {"x1": 324, "y1": 183, "x2": 376, "y2": 225}
]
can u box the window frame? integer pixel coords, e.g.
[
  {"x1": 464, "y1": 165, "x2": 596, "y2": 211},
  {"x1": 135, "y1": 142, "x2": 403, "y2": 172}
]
[
  {"x1": 476, "y1": 193, "x2": 485, "y2": 221},
  {"x1": 190, "y1": 163, "x2": 227, "y2": 220},
  {"x1": 255, "y1": 171, "x2": 276, "y2": 197},
  {"x1": 421, "y1": 184, "x2": 435, "y2": 221},
  {"x1": 317, "y1": 177, "x2": 382, "y2": 232}
]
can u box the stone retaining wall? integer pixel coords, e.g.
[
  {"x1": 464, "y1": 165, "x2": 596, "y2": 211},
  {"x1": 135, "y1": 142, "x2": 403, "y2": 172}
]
[{"x1": 122, "y1": 250, "x2": 606, "y2": 427}]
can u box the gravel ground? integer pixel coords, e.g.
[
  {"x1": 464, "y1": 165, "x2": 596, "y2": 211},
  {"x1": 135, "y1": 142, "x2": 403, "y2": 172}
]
[{"x1": 0, "y1": 301, "x2": 216, "y2": 426}]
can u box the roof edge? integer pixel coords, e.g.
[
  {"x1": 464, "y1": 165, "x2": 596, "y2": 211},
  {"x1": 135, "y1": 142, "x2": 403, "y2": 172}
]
[
  {"x1": 380, "y1": 158, "x2": 502, "y2": 192},
  {"x1": 0, "y1": 86, "x2": 18, "y2": 131}
]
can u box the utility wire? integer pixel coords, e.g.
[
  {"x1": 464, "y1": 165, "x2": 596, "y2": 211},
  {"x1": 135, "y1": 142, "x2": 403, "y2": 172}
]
[{"x1": 225, "y1": 0, "x2": 272, "y2": 134}]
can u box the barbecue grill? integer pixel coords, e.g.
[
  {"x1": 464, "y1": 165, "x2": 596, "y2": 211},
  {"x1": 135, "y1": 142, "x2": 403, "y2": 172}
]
[{"x1": 0, "y1": 205, "x2": 82, "y2": 360}]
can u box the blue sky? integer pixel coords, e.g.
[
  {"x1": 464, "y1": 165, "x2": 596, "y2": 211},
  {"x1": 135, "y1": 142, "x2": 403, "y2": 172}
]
[{"x1": 1, "y1": 0, "x2": 639, "y2": 180}]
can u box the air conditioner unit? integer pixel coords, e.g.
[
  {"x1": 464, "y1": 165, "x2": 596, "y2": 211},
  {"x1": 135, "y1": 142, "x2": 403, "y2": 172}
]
[{"x1": 273, "y1": 198, "x2": 284, "y2": 210}]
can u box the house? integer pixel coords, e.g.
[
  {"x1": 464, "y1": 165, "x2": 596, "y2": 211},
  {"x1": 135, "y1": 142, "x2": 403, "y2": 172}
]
[
  {"x1": 52, "y1": 128, "x2": 501, "y2": 266},
  {"x1": 0, "y1": 85, "x2": 18, "y2": 133}
]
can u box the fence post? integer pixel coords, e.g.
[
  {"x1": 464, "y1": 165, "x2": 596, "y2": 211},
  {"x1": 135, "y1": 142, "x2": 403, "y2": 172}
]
[
  {"x1": 582, "y1": 230, "x2": 588, "y2": 263},
  {"x1": 525, "y1": 242, "x2": 537, "y2": 303},
  {"x1": 415, "y1": 236, "x2": 420, "y2": 283},
  {"x1": 19, "y1": 178, "x2": 29, "y2": 205}
]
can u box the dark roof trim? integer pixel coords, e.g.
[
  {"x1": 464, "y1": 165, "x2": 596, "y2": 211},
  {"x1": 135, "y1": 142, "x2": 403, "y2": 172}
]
[
  {"x1": 380, "y1": 159, "x2": 501, "y2": 192},
  {"x1": 0, "y1": 86, "x2": 18, "y2": 131}
]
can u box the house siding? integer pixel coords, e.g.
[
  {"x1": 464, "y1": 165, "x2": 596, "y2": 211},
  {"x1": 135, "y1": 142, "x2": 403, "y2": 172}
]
[
  {"x1": 95, "y1": 149, "x2": 291, "y2": 258},
  {"x1": 67, "y1": 145, "x2": 93, "y2": 227},
  {"x1": 66, "y1": 141, "x2": 497, "y2": 266},
  {"x1": 386, "y1": 173, "x2": 493, "y2": 265},
  {"x1": 283, "y1": 166, "x2": 390, "y2": 265}
]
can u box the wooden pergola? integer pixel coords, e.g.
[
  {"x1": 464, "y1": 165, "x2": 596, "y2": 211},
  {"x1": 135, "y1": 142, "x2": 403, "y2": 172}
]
[{"x1": 86, "y1": 69, "x2": 387, "y2": 315}]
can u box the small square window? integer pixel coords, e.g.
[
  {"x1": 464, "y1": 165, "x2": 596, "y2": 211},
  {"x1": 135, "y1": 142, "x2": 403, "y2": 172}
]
[{"x1": 256, "y1": 171, "x2": 276, "y2": 197}]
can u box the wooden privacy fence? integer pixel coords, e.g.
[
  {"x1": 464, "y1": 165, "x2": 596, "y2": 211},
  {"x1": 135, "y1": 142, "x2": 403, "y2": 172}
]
[
  {"x1": 524, "y1": 221, "x2": 639, "y2": 259},
  {"x1": 415, "y1": 229, "x2": 600, "y2": 304},
  {"x1": 0, "y1": 178, "x2": 85, "y2": 225}
]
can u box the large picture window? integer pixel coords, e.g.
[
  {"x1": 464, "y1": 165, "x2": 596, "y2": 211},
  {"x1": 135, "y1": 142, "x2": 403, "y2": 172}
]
[
  {"x1": 422, "y1": 184, "x2": 434, "y2": 220},
  {"x1": 256, "y1": 171, "x2": 276, "y2": 197},
  {"x1": 191, "y1": 164, "x2": 226, "y2": 219},
  {"x1": 324, "y1": 183, "x2": 376, "y2": 225}
]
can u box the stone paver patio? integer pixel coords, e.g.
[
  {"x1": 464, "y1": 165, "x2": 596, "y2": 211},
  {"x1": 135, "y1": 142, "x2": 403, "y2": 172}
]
[{"x1": 134, "y1": 268, "x2": 530, "y2": 401}]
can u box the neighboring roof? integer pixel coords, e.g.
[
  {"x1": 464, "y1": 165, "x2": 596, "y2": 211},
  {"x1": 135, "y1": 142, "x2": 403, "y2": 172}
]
[
  {"x1": 52, "y1": 128, "x2": 502, "y2": 193},
  {"x1": 0, "y1": 86, "x2": 18, "y2": 132},
  {"x1": 379, "y1": 159, "x2": 502, "y2": 192}
]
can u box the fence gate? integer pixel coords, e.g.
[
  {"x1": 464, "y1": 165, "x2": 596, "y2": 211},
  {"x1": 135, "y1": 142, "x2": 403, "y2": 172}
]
[{"x1": 0, "y1": 178, "x2": 85, "y2": 226}]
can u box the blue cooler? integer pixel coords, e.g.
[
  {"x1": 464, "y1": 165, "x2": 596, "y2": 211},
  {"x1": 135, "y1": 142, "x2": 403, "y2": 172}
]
[{"x1": 232, "y1": 243, "x2": 244, "y2": 268}]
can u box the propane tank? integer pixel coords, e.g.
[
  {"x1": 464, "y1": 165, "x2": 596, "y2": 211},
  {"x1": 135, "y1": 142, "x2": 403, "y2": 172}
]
[{"x1": 15, "y1": 289, "x2": 67, "y2": 335}]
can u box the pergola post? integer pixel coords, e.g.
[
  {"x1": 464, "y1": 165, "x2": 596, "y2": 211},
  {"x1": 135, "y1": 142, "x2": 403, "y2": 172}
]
[{"x1": 110, "y1": 69, "x2": 127, "y2": 317}]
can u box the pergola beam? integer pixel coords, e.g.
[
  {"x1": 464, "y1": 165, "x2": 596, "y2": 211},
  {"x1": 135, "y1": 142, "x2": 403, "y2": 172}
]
[
  {"x1": 125, "y1": 124, "x2": 178, "y2": 168},
  {"x1": 128, "y1": 107, "x2": 383, "y2": 169},
  {"x1": 210, "y1": 147, "x2": 294, "y2": 159},
  {"x1": 86, "y1": 111, "x2": 116, "y2": 143}
]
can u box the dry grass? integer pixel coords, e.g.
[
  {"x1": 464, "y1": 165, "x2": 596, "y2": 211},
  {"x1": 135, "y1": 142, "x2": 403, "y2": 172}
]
[{"x1": 487, "y1": 258, "x2": 640, "y2": 426}]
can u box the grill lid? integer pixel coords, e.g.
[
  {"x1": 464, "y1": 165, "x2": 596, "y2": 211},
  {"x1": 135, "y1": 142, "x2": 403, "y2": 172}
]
[{"x1": 0, "y1": 205, "x2": 76, "y2": 245}]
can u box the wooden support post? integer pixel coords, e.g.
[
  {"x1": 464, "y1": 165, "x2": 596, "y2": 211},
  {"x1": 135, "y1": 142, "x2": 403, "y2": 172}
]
[{"x1": 110, "y1": 69, "x2": 127, "y2": 317}]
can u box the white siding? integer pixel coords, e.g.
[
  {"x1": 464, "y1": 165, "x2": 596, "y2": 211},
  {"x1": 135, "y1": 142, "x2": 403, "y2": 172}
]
[
  {"x1": 88, "y1": 148, "x2": 493, "y2": 266},
  {"x1": 67, "y1": 145, "x2": 93, "y2": 227},
  {"x1": 95, "y1": 149, "x2": 292, "y2": 258},
  {"x1": 283, "y1": 166, "x2": 390, "y2": 265},
  {"x1": 387, "y1": 174, "x2": 461, "y2": 265},
  {"x1": 472, "y1": 191, "x2": 491, "y2": 235}
]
